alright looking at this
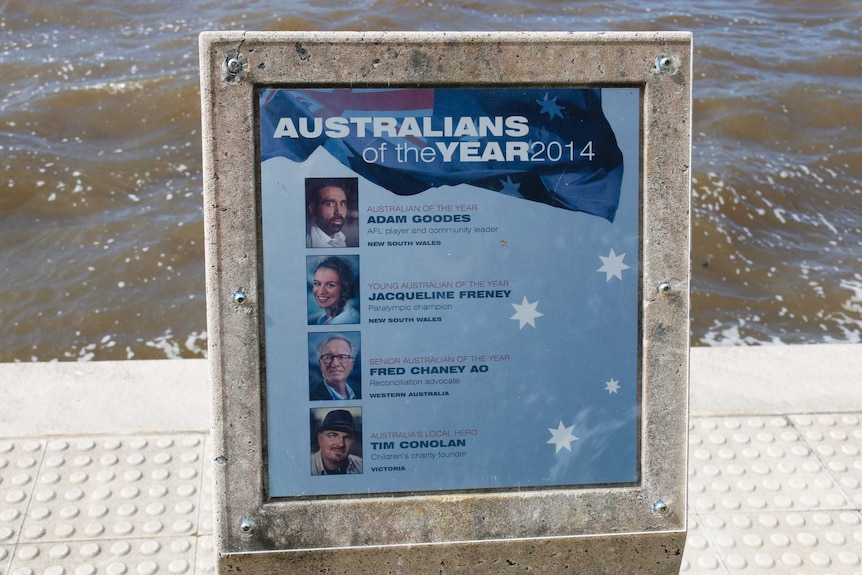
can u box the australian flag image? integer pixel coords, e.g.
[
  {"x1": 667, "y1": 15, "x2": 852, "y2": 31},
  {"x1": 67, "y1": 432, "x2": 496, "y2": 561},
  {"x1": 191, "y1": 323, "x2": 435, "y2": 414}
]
[{"x1": 259, "y1": 88, "x2": 624, "y2": 222}]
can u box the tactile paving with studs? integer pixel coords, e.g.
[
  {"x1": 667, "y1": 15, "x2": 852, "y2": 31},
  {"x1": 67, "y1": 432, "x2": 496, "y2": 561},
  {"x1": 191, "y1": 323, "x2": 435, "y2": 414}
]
[
  {"x1": 683, "y1": 414, "x2": 862, "y2": 574},
  {"x1": 791, "y1": 414, "x2": 862, "y2": 509},
  {"x1": 0, "y1": 435, "x2": 213, "y2": 575},
  {"x1": 1, "y1": 439, "x2": 45, "y2": 574}
]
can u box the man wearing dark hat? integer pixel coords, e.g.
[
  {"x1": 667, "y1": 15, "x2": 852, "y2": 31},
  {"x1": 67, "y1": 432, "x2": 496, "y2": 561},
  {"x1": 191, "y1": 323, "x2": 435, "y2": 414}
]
[{"x1": 311, "y1": 409, "x2": 363, "y2": 475}]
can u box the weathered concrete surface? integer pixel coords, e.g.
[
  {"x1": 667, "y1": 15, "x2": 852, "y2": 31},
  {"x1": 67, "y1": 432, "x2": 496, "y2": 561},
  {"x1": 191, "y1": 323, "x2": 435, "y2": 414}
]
[{"x1": 219, "y1": 531, "x2": 687, "y2": 575}]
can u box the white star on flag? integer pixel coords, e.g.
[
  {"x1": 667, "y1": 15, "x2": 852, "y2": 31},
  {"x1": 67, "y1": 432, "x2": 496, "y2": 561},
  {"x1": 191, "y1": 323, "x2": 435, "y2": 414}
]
[
  {"x1": 547, "y1": 421, "x2": 579, "y2": 453},
  {"x1": 510, "y1": 296, "x2": 543, "y2": 329},
  {"x1": 597, "y1": 248, "x2": 630, "y2": 281},
  {"x1": 605, "y1": 378, "x2": 620, "y2": 394}
]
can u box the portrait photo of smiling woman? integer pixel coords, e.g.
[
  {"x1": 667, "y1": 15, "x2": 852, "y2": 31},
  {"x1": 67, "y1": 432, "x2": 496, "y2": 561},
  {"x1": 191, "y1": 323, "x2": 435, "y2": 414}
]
[{"x1": 307, "y1": 255, "x2": 360, "y2": 326}]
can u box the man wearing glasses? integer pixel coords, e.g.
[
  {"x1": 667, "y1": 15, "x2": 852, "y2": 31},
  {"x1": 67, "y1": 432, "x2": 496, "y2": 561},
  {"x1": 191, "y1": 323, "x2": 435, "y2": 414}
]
[
  {"x1": 310, "y1": 334, "x2": 360, "y2": 400},
  {"x1": 311, "y1": 409, "x2": 363, "y2": 475}
]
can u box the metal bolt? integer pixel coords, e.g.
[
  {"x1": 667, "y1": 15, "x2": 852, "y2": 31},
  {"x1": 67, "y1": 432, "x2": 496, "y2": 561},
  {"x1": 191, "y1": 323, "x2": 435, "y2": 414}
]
[
  {"x1": 658, "y1": 282, "x2": 672, "y2": 294},
  {"x1": 653, "y1": 500, "x2": 670, "y2": 515},
  {"x1": 655, "y1": 55, "x2": 675, "y2": 73},
  {"x1": 233, "y1": 290, "x2": 247, "y2": 305},
  {"x1": 226, "y1": 57, "x2": 243, "y2": 74},
  {"x1": 239, "y1": 517, "x2": 255, "y2": 535}
]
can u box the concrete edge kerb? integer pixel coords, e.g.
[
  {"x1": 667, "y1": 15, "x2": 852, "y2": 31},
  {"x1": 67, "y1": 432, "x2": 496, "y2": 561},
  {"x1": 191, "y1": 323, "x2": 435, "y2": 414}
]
[
  {"x1": 689, "y1": 343, "x2": 862, "y2": 416},
  {"x1": 0, "y1": 358, "x2": 210, "y2": 437}
]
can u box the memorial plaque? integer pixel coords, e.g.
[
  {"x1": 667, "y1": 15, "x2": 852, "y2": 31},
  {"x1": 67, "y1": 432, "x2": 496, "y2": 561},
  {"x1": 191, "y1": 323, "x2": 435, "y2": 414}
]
[{"x1": 201, "y1": 31, "x2": 691, "y2": 574}]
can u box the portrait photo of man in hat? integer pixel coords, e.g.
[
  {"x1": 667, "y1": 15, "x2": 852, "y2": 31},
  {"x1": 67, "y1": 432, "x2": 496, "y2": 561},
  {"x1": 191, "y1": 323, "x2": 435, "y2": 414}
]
[{"x1": 310, "y1": 408, "x2": 363, "y2": 475}]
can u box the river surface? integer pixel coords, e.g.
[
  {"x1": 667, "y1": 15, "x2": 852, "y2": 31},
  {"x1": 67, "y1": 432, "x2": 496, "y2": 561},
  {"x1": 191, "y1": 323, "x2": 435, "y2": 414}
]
[{"x1": 1, "y1": 0, "x2": 860, "y2": 361}]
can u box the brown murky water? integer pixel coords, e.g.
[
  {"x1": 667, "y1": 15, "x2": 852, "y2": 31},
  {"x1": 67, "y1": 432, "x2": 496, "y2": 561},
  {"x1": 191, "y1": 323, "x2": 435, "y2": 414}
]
[{"x1": 1, "y1": 0, "x2": 860, "y2": 361}]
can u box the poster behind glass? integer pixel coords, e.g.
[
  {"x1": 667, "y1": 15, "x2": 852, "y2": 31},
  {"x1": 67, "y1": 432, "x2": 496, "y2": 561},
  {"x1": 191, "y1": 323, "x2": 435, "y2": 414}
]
[{"x1": 259, "y1": 87, "x2": 641, "y2": 497}]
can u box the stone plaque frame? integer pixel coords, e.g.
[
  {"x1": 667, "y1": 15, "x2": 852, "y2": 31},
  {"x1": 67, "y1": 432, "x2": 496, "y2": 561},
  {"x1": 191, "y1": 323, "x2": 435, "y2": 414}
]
[{"x1": 200, "y1": 31, "x2": 691, "y2": 573}]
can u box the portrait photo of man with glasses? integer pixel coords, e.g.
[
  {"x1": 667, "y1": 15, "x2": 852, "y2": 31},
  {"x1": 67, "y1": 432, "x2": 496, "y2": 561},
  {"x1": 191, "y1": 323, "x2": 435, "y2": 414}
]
[
  {"x1": 310, "y1": 408, "x2": 363, "y2": 476},
  {"x1": 309, "y1": 332, "x2": 361, "y2": 401}
]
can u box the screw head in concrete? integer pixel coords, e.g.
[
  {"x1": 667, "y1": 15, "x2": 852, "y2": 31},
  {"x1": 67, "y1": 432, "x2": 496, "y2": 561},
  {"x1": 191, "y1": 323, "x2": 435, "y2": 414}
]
[
  {"x1": 232, "y1": 290, "x2": 247, "y2": 305},
  {"x1": 226, "y1": 57, "x2": 243, "y2": 74},
  {"x1": 658, "y1": 282, "x2": 672, "y2": 294},
  {"x1": 655, "y1": 55, "x2": 676, "y2": 73},
  {"x1": 653, "y1": 500, "x2": 670, "y2": 515},
  {"x1": 239, "y1": 517, "x2": 255, "y2": 535}
]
